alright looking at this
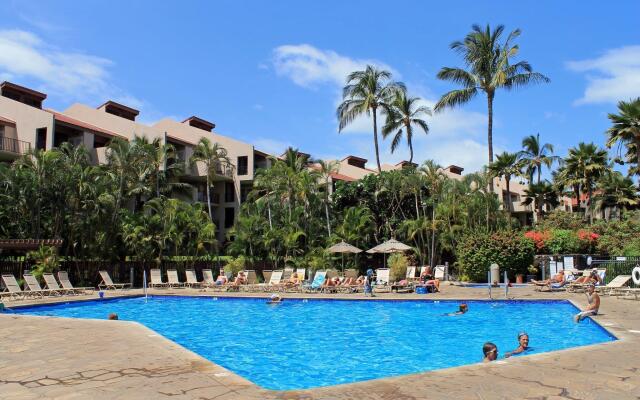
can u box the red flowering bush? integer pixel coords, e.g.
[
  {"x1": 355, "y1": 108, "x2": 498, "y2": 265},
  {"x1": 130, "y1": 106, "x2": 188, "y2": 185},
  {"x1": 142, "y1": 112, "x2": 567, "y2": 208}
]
[
  {"x1": 524, "y1": 230, "x2": 551, "y2": 252},
  {"x1": 577, "y1": 230, "x2": 599, "y2": 253}
]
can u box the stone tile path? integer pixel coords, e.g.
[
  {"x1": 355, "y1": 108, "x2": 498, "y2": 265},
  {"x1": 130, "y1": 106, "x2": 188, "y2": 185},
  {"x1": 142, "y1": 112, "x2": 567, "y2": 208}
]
[{"x1": 1, "y1": 286, "x2": 639, "y2": 399}]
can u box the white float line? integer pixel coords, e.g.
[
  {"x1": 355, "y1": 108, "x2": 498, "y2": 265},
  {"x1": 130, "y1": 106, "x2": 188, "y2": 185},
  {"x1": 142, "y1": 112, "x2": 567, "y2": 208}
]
[{"x1": 628, "y1": 330, "x2": 640, "y2": 334}]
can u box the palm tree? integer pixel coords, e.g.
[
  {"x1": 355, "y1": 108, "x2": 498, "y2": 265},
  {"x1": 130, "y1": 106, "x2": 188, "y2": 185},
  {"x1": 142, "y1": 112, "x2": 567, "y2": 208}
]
[
  {"x1": 518, "y1": 133, "x2": 560, "y2": 184},
  {"x1": 593, "y1": 171, "x2": 638, "y2": 220},
  {"x1": 606, "y1": 97, "x2": 640, "y2": 181},
  {"x1": 316, "y1": 159, "x2": 339, "y2": 237},
  {"x1": 563, "y1": 142, "x2": 609, "y2": 223},
  {"x1": 434, "y1": 24, "x2": 549, "y2": 173},
  {"x1": 487, "y1": 152, "x2": 521, "y2": 215},
  {"x1": 382, "y1": 89, "x2": 431, "y2": 163},
  {"x1": 521, "y1": 181, "x2": 558, "y2": 221},
  {"x1": 189, "y1": 137, "x2": 231, "y2": 221},
  {"x1": 337, "y1": 65, "x2": 405, "y2": 172}
]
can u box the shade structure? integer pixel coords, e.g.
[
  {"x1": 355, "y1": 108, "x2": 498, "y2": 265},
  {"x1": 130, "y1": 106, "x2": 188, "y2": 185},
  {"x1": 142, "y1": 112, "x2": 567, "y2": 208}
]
[
  {"x1": 327, "y1": 241, "x2": 362, "y2": 273},
  {"x1": 367, "y1": 239, "x2": 412, "y2": 254}
]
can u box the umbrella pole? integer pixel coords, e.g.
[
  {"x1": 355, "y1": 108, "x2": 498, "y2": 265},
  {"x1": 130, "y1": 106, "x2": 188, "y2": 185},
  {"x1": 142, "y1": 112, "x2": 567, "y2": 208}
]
[{"x1": 342, "y1": 253, "x2": 344, "y2": 275}]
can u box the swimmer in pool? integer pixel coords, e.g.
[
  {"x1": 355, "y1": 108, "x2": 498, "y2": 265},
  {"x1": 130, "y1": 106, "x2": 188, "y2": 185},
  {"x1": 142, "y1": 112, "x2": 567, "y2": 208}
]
[
  {"x1": 266, "y1": 294, "x2": 282, "y2": 304},
  {"x1": 482, "y1": 342, "x2": 498, "y2": 363},
  {"x1": 505, "y1": 332, "x2": 529, "y2": 357},
  {"x1": 444, "y1": 303, "x2": 468, "y2": 316}
]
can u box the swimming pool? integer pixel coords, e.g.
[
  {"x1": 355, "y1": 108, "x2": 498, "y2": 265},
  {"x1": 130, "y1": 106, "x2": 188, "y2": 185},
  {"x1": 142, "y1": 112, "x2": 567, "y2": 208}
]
[{"x1": 9, "y1": 296, "x2": 615, "y2": 390}]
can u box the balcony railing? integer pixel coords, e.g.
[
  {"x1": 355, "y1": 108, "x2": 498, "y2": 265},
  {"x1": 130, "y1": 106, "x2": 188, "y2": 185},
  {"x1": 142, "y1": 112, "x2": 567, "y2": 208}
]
[
  {"x1": 0, "y1": 137, "x2": 31, "y2": 155},
  {"x1": 214, "y1": 161, "x2": 234, "y2": 178},
  {"x1": 197, "y1": 192, "x2": 220, "y2": 204}
]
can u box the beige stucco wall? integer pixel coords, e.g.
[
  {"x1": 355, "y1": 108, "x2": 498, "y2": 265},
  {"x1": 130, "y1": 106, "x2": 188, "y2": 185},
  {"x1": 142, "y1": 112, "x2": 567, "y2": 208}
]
[{"x1": 0, "y1": 96, "x2": 54, "y2": 151}]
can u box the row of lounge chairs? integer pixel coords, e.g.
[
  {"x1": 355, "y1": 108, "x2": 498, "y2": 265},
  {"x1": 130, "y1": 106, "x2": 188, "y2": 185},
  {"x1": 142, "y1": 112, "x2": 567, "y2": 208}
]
[
  {"x1": 535, "y1": 269, "x2": 640, "y2": 299},
  {"x1": 1, "y1": 272, "x2": 93, "y2": 300}
]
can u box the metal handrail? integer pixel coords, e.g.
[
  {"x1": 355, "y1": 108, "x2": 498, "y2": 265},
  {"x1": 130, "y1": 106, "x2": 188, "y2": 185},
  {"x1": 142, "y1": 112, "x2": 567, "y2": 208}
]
[{"x1": 0, "y1": 136, "x2": 30, "y2": 155}]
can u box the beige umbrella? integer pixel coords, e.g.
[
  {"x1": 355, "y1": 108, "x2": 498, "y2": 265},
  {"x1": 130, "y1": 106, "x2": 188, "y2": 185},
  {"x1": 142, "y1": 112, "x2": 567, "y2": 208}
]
[
  {"x1": 366, "y1": 239, "x2": 413, "y2": 268},
  {"x1": 328, "y1": 241, "x2": 362, "y2": 273}
]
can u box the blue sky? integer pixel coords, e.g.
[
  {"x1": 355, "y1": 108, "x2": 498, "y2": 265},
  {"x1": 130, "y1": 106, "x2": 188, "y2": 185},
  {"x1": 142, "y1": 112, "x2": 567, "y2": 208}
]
[{"x1": 1, "y1": 0, "x2": 639, "y2": 174}]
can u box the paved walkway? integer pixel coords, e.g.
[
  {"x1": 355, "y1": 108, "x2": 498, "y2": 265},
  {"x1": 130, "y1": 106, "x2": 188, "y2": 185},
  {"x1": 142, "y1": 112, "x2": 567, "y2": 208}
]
[{"x1": 1, "y1": 286, "x2": 639, "y2": 399}]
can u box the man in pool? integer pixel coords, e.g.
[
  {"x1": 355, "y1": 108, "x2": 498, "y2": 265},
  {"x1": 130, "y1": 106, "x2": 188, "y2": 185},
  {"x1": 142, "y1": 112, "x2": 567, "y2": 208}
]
[
  {"x1": 108, "y1": 313, "x2": 118, "y2": 320},
  {"x1": 444, "y1": 303, "x2": 468, "y2": 316},
  {"x1": 482, "y1": 342, "x2": 498, "y2": 363},
  {"x1": 574, "y1": 283, "x2": 600, "y2": 322},
  {"x1": 266, "y1": 294, "x2": 282, "y2": 304},
  {"x1": 505, "y1": 332, "x2": 529, "y2": 357}
]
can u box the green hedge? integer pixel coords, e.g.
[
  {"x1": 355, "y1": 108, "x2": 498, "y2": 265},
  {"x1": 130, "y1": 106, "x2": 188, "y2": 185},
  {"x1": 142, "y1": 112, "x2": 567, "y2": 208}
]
[{"x1": 456, "y1": 231, "x2": 535, "y2": 282}]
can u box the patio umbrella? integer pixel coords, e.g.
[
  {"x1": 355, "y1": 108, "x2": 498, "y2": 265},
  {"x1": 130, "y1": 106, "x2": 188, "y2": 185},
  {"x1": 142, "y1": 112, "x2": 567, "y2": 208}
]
[
  {"x1": 366, "y1": 239, "x2": 413, "y2": 268},
  {"x1": 327, "y1": 241, "x2": 362, "y2": 273}
]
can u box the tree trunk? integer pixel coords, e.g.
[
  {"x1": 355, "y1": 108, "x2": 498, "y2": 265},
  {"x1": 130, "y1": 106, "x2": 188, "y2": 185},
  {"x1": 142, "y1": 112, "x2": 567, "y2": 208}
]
[
  {"x1": 206, "y1": 176, "x2": 213, "y2": 222},
  {"x1": 324, "y1": 201, "x2": 331, "y2": 237},
  {"x1": 537, "y1": 166, "x2": 541, "y2": 185},
  {"x1": 487, "y1": 92, "x2": 495, "y2": 191},
  {"x1": 430, "y1": 206, "x2": 436, "y2": 268},
  {"x1": 574, "y1": 185, "x2": 580, "y2": 215},
  {"x1": 505, "y1": 177, "x2": 512, "y2": 215},
  {"x1": 587, "y1": 185, "x2": 593, "y2": 224},
  {"x1": 372, "y1": 106, "x2": 382, "y2": 173},
  {"x1": 408, "y1": 128, "x2": 414, "y2": 164}
]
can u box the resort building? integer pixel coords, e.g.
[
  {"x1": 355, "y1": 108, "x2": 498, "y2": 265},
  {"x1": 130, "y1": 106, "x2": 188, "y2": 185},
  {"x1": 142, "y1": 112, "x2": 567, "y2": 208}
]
[{"x1": 0, "y1": 81, "x2": 270, "y2": 242}]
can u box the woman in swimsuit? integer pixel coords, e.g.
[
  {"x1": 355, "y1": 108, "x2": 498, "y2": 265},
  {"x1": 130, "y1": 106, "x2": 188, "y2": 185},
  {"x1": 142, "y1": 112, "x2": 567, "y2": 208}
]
[{"x1": 505, "y1": 332, "x2": 529, "y2": 357}]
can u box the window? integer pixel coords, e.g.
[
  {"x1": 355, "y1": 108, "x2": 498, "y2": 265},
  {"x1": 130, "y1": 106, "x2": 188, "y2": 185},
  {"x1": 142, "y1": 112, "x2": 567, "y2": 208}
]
[
  {"x1": 240, "y1": 185, "x2": 252, "y2": 203},
  {"x1": 224, "y1": 207, "x2": 235, "y2": 228},
  {"x1": 237, "y1": 156, "x2": 248, "y2": 176},
  {"x1": 225, "y1": 182, "x2": 235, "y2": 203},
  {"x1": 36, "y1": 128, "x2": 47, "y2": 150}
]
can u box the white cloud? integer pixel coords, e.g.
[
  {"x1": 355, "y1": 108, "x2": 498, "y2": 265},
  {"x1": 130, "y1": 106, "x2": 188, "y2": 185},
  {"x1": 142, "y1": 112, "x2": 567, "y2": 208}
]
[
  {"x1": 567, "y1": 45, "x2": 640, "y2": 105},
  {"x1": 272, "y1": 44, "x2": 397, "y2": 88}
]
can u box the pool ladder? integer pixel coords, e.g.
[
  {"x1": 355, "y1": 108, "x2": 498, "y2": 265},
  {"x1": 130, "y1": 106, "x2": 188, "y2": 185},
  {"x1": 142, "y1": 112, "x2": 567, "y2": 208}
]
[{"x1": 487, "y1": 271, "x2": 510, "y2": 299}]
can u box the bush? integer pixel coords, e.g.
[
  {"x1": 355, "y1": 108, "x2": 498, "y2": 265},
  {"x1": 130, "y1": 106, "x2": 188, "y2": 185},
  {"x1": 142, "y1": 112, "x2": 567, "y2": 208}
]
[
  {"x1": 27, "y1": 246, "x2": 60, "y2": 280},
  {"x1": 224, "y1": 256, "x2": 246, "y2": 275},
  {"x1": 545, "y1": 229, "x2": 581, "y2": 254},
  {"x1": 388, "y1": 253, "x2": 408, "y2": 282},
  {"x1": 456, "y1": 231, "x2": 535, "y2": 282}
]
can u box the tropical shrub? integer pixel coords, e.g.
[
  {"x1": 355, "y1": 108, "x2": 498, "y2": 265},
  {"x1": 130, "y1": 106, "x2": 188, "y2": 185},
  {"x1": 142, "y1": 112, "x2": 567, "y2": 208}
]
[
  {"x1": 545, "y1": 229, "x2": 581, "y2": 254},
  {"x1": 456, "y1": 231, "x2": 535, "y2": 282},
  {"x1": 621, "y1": 239, "x2": 640, "y2": 257},
  {"x1": 595, "y1": 211, "x2": 640, "y2": 255},
  {"x1": 524, "y1": 230, "x2": 551, "y2": 252},
  {"x1": 388, "y1": 253, "x2": 409, "y2": 282},
  {"x1": 224, "y1": 256, "x2": 246, "y2": 275},
  {"x1": 27, "y1": 246, "x2": 60, "y2": 279}
]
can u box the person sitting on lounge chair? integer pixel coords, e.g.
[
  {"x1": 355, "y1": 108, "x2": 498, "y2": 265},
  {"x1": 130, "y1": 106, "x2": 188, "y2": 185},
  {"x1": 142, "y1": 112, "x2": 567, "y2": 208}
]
[
  {"x1": 231, "y1": 272, "x2": 247, "y2": 286},
  {"x1": 574, "y1": 269, "x2": 602, "y2": 285},
  {"x1": 483, "y1": 342, "x2": 498, "y2": 363},
  {"x1": 284, "y1": 272, "x2": 300, "y2": 287},
  {"x1": 341, "y1": 277, "x2": 355, "y2": 286},
  {"x1": 531, "y1": 270, "x2": 565, "y2": 288},
  {"x1": 574, "y1": 284, "x2": 600, "y2": 322},
  {"x1": 355, "y1": 275, "x2": 365, "y2": 285},
  {"x1": 419, "y1": 267, "x2": 440, "y2": 292},
  {"x1": 505, "y1": 332, "x2": 529, "y2": 357},
  {"x1": 322, "y1": 276, "x2": 341, "y2": 288},
  {"x1": 215, "y1": 275, "x2": 228, "y2": 285}
]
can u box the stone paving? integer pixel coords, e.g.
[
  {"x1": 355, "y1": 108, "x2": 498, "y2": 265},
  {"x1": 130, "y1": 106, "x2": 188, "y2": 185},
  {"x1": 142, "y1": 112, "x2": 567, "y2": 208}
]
[{"x1": 1, "y1": 285, "x2": 639, "y2": 399}]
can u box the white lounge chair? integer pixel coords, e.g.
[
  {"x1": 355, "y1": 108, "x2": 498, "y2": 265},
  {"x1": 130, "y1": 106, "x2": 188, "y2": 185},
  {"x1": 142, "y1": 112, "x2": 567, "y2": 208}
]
[
  {"x1": 406, "y1": 266, "x2": 417, "y2": 281},
  {"x1": 1, "y1": 274, "x2": 27, "y2": 300},
  {"x1": 57, "y1": 271, "x2": 93, "y2": 294},
  {"x1": 373, "y1": 268, "x2": 391, "y2": 293},
  {"x1": 43, "y1": 273, "x2": 73, "y2": 296},
  {"x1": 261, "y1": 270, "x2": 284, "y2": 292},
  {"x1": 23, "y1": 274, "x2": 59, "y2": 297},
  {"x1": 167, "y1": 269, "x2": 185, "y2": 288},
  {"x1": 98, "y1": 270, "x2": 131, "y2": 291},
  {"x1": 149, "y1": 269, "x2": 169, "y2": 289},
  {"x1": 185, "y1": 269, "x2": 202, "y2": 288},
  {"x1": 435, "y1": 266, "x2": 446, "y2": 281},
  {"x1": 303, "y1": 270, "x2": 327, "y2": 293},
  {"x1": 600, "y1": 275, "x2": 632, "y2": 296},
  {"x1": 202, "y1": 269, "x2": 215, "y2": 288}
]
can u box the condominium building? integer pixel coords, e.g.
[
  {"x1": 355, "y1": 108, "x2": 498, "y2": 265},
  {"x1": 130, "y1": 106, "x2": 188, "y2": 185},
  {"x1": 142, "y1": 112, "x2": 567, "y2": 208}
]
[{"x1": 0, "y1": 81, "x2": 270, "y2": 242}]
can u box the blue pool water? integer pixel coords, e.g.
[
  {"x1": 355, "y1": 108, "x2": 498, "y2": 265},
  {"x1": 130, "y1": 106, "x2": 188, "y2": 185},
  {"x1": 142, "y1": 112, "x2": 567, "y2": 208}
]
[{"x1": 9, "y1": 296, "x2": 615, "y2": 390}]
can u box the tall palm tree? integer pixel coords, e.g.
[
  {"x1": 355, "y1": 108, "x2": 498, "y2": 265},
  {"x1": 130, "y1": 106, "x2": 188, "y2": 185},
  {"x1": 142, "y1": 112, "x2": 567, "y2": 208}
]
[
  {"x1": 593, "y1": 171, "x2": 638, "y2": 220},
  {"x1": 606, "y1": 97, "x2": 640, "y2": 181},
  {"x1": 518, "y1": 133, "x2": 560, "y2": 184},
  {"x1": 487, "y1": 152, "x2": 521, "y2": 215},
  {"x1": 316, "y1": 159, "x2": 339, "y2": 237},
  {"x1": 563, "y1": 142, "x2": 609, "y2": 223},
  {"x1": 521, "y1": 181, "x2": 558, "y2": 221},
  {"x1": 382, "y1": 89, "x2": 431, "y2": 163},
  {"x1": 189, "y1": 137, "x2": 231, "y2": 222},
  {"x1": 434, "y1": 24, "x2": 549, "y2": 173},
  {"x1": 337, "y1": 65, "x2": 405, "y2": 172}
]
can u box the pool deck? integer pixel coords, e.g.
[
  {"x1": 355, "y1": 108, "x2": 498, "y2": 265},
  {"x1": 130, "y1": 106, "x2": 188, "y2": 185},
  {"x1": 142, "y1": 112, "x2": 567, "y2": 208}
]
[{"x1": 1, "y1": 285, "x2": 640, "y2": 399}]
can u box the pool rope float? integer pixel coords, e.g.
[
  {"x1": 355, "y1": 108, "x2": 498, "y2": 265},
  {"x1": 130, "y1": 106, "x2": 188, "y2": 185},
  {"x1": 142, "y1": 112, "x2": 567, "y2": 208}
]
[{"x1": 632, "y1": 265, "x2": 640, "y2": 286}]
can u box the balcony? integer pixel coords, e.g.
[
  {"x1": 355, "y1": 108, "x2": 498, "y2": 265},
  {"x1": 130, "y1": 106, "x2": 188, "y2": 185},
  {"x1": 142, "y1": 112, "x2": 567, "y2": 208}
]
[
  {"x1": 0, "y1": 136, "x2": 30, "y2": 156},
  {"x1": 190, "y1": 160, "x2": 234, "y2": 180},
  {"x1": 197, "y1": 191, "x2": 220, "y2": 205}
]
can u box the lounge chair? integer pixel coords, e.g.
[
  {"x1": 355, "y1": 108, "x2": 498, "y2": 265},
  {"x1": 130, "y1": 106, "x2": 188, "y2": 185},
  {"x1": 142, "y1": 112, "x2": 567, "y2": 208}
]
[
  {"x1": 261, "y1": 270, "x2": 284, "y2": 292},
  {"x1": 406, "y1": 266, "x2": 417, "y2": 281},
  {"x1": 599, "y1": 275, "x2": 632, "y2": 296},
  {"x1": 57, "y1": 271, "x2": 93, "y2": 294},
  {"x1": 43, "y1": 273, "x2": 74, "y2": 296},
  {"x1": 185, "y1": 269, "x2": 202, "y2": 288},
  {"x1": 567, "y1": 269, "x2": 606, "y2": 293},
  {"x1": 1, "y1": 274, "x2": 27, "y2": 300},
  {"x1": 242, "y1": 270, "x2": 258, "y2": 291},
  {"x1": 202, "y1": 269, "x2": 216, "y2": 288},
  {"x1": 619, "y1": 288, "x2": 640, "y2": 300},
  {"x1": 98, "y1": 270, "x2": 131, "y2": 291},
  {"x1": 344, "y1": 269, "x2": 358, "y2": 279},
  {"x1": 373, "y1": 268, "x2": 391, "y2": 293},
  {"x1": 435, "y1": 265, "x2": 446, "y2": 281},
  {"x1": 167, "y1": 269, "x2": 185, "y2": 288},
  {"x1": 262, "y1": 270, "x2": 273, "y2": 286},
  {"x1": 149, "y1": 269, "x2": 169, "y2": 289},
  {"x1": 304, "y1": 270, "x2": 327, "y2": 293},
  {"x1": 23, "y1": 274, "x2": 59, "y2": 297}
]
